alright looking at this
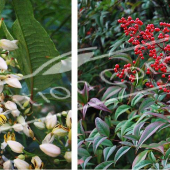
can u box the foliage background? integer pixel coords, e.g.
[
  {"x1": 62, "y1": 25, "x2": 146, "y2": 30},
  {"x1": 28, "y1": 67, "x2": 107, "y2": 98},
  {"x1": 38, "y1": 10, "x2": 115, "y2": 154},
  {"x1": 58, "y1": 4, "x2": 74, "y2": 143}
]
[{"x1": 78, "y1": 0, "x2": 170, "y2": 169}]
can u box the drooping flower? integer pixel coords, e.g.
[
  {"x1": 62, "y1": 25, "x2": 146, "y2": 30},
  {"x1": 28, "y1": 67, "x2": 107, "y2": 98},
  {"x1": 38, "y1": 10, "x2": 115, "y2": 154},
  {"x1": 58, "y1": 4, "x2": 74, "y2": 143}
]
[
  {"x1": 0, "y1": 39, "x2": 18, "y2": 51},
  {"x1": 64, "y1": 151, "x2": 72, "y2": 163},
  {"x1": 3, "y1": 160, "x2": 12, "y2": 170},
  {"x1": 0, "y1": 57, "x2": 7, "y2": 70},
  {"x1": 40, "y1": 143, "x2": 61, "y2": 157},
  {"x1": 14, "y1": 159, "x2": 29, "y2": 170},
  {"x1": 31, "y1": 156, "x2": 44, "y2": 170},
  {"x1": 45, "y1": 113, "x2": 57, "y2": 129},
  {"x1": 7, "y1": 141, "x2": 24, "y2": 153}
]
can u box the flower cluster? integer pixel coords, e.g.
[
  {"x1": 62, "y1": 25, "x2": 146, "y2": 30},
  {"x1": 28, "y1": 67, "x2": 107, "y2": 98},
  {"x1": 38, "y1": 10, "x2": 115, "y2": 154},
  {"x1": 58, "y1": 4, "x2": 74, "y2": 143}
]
[
  {"x1": 0, "y1": 38, "x2": 72, "y2": 169},
  {"x1": 114, "y1": 17, "x2": 170, "y2": 92}
]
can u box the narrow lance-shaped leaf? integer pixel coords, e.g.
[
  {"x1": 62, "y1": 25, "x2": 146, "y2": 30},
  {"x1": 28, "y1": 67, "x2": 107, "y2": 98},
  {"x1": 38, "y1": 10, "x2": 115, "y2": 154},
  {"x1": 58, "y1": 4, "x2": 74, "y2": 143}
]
[
  {"x1": 102, "y1": 86, "x2": 122, "y2": 101},
  {"x1": 88, "y1": 98, "x2": 111, "y2": 113},
  {"x1": 94, "y1": 161, "x2": 114, "y2": 170},
  {"x1": 132, "y1": 150, "x2": 150, "y2": 168},
  {"x1": 115, "y1": 105, "x2": 131, "y2": 120},
  {"x1": 137, "y1": 122, "x2": 165, "y2": 151},
  {"x1": 114, "y1": 146, "x2": 131, "y2": 164},
  {"x1": 132, "y1": 160, "x2": 152, "y2": 170},
  {"x1": 103, "y1": 146, "x2": 116, "y2": 161},
  {"x1": 93, "y1": 136, "x2": 107, "y2": 153}
]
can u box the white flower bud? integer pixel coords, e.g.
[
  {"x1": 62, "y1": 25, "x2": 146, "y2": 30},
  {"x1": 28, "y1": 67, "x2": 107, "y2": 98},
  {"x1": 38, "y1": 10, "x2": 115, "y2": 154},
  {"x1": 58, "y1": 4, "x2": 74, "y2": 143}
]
[
  {"x1": 14, "y1": 159, "x2": 29, "y2": 170},
  {"x1": 17, "y1": 115, "x2": 25, "y2": 125},
  {"x1": 61, "y1": 111, "x2": 67, "y2": 116},
  {"x1": 12, "y1": 95, "x2": 29, "y2": 104},
  {"x1": 11, "y1": 109, "x2": 20, "y2": 117},
  {"x1": 45, "y1": 113, "x2": 57, "y2": 129},
  {"x1": 7, "y1": 141, "x2": 24, "y2": 153},
  {"x1": 3, "y1": 160, "x2": 12, "y2": 170},
  {"x1": 13, "y1": 124, "x2": 23, "y2": 132},
  {"x1": 34, "y1": 122, "x2": 45, "y2": 130},
  {"x1": 0, "y1": 123, "x2": 11, "y2": 132},
  {"x1": 31, "y1": 156, "x2": 43, "y2": 169},
  {"x1": 23, "y1": 125, "x2": 34, "y2": 138},
  {"x1": 0, "y1": 57, "x2": 7, "y2": 70},
  {"x1": 64, "y1": 151, "x2": 71, "y2": 163},
  {"x1": 5, "y1": 77, "x2": 22, "y2": 88},
  {"x1": 40, "y1": 144, "x2": 61, "y2": 157},
  {"x1": 0, "y1": 39, "x2": 18, "y2": 51},
  {"x1": 42, "y1": 133, "x2": 54, "y2": 144},
  {"x1": 52, "y1": 128, "x2": 68, "y2": 137},
  {"x1": 5, "y1": 101, "x2": 17, "y2": 110},
  {"x1": 66, "y1": 110, "x2": 72, "y2": 128}
]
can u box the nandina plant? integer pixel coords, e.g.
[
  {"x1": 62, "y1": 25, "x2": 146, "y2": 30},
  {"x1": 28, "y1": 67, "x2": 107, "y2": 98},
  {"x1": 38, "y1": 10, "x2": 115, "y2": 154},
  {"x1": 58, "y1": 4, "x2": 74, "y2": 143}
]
[{"x1": 78, "y1": 16, "x2": 170, "y2": 169}]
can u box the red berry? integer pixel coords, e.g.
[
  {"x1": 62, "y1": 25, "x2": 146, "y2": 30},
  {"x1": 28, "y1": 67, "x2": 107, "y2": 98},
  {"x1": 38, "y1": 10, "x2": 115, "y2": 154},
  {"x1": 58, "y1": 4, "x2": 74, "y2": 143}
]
[
  {"x1": 115, "y1": 64, "x2": 119, "y2": 68},
  {"x1": 162, "y1": 74, "x2": 166, "y2": 78}
]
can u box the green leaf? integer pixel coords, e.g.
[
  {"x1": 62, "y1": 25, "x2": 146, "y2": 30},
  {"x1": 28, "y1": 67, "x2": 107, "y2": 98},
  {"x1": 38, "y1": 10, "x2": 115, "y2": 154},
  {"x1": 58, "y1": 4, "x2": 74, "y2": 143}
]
[
  {"x1": 94, "y1": 161, "x2": 114, "y2": 170},
  {"x1": 93, "y1": 136, "x2": 107, "y2": 153},
  {"x1": 165, "y1": 148, "x2": 170, "y2": 159},
  {"x1": 132, "y1": 150, "x2": 150, "y2": 168},
  {"x1": 131, "y1": 93, "x2": 144, "y2": 107},
  {"x1": 95, "y1": 117, "x2": 110, "y2": 137},
  {"x1": 132, "y1": 160, "x2": 152, "y2": 170},
  {"x1": 103, "y1": 146, "x2": 116, "y2": 161},
  {"x1": 139, "y1": 98, "x2": 155, "y2": 112},
  {"x1": 115, "y1": 105, "x2": 131, "y2": 120},
  {"x1": 110, "y1": 53, "x2": 132, "y2": 64},
  {"x1": 78, "y1": 120, "x2": 85, "y2": 140},
  {"x1": 12, "y1": 0, "x2": 60, "y2": 100},
  {"x1": 114, "y1": 146, "x2": 131, "y2": 164},
  {"x1": 78, "y1": 148, "x2": 90, "y2": 157},
  {"x1": 102, "y1": 86, "x2": 122, "y2": 101},
  {"x1": 137, "y1": 122, "x2": 165, "y2": 151},
  {"x1": 101, "y1": 139, "x2": 113, "y2": 147},
  {"x1": 0, "y1": 0, "x2": 5, "y2": 15},
  {"x1": 82, "y1": 156, "x2": 92, "y2": 169}
]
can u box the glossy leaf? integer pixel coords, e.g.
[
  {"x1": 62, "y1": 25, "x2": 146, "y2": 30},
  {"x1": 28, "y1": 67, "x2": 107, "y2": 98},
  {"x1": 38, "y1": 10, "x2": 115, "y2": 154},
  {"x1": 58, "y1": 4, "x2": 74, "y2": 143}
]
[
  {"x1": 137, "y1": 122, "x2": 165, "y2": 151},
  {"x1": 95, "y1": 117, "x2": 110, "y2": 137},
  {"x1": 115, "y1": 105, "x2": 131, "y2": 120},
  {"x1": 94, "y1": 161, "x2": 114, "y2": 170},
  {"x1": 103, "y1": 146, "x2": 116, "y2": 161}
]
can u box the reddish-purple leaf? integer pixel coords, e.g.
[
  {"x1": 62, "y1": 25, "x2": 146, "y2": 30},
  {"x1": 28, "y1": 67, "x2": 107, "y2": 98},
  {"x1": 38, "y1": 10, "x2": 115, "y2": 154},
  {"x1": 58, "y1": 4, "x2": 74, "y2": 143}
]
[
  {"x1": 88, "y1": 98, "x2": 111, "y2": 113},
  {"x1": 102, "y1": 86, "x2": 122, "y2": 101},
  {"x1": 137, "y1": 122, "x2": 165, "y2": 151},
  {"x1": 146, "y1": 112, "x2": 170, "y2": 123}
]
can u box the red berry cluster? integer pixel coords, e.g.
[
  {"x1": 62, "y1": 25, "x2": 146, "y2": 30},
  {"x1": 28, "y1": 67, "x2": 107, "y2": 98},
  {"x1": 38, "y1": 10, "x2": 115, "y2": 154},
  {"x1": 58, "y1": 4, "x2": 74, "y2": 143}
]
[{"x1": 114, "y1": 17, "x2": 170, "y2": 93}]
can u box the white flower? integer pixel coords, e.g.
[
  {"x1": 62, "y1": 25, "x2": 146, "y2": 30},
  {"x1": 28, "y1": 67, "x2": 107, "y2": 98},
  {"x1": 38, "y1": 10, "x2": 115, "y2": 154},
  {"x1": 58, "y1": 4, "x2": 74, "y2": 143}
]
[
  {"x1": 34, "y1": 122, "x2": 45, "y2": 130},
  {"x1": 0, "y1": 57, "x2": 7, "y2": 70},
  {"x1": 0, "y1": 39, "x2": 18, "y2": 51},
  {"x1": 0, "y1": 123, "x2": 11, "y2": 132},
  {"x1": 64, "y1": 151, "x2": 72, "y2": 163},
  {"x1": 66, "y1": 110, "x2": 72, "y2": 128},
  {"x1": 5, "y1": 101, "x2": 17, "y2": 110},
  {"x1": 7, "y1": 141, "x2": 24, "y2": 153},
  {"x1": 13, "y1": 124, "x2": 23, "y2": 132},
  {"x1": 17, "y1": 115, "x2": 26, "y2": 125},
  {"x1": 5, "y1": 101, "x2": 20, "y2": 117},
  {"x1": 42, "y1": 133, "x2": 54, "y2": 144},
  {"x1": 5, "y1": 75, "x2": 22, "y2": 88},
  {"x1": 45, "y1": 113, "x2": 57, "y2": 129},
  {"x1": 14, "y1": 159, "x2": 29, "y2": 170},
  {"x1": 40, "y1": 144, "x2": 61, "y2": 157},
  {"x1": 31, "y1": 156, "x2": 43, "y2": 170},
  {"x1": 12, "y1": 95, "x2": 29, "y2": 104},
  {"x1": 52, "y1": 127, "x2": 68, "y2": 137},
  {"x1": 23, "y1": 125, "x2": 34, "y2": 138},
  {"x1": 3, "y1": 160, "x2": 12, "y2": 170}
]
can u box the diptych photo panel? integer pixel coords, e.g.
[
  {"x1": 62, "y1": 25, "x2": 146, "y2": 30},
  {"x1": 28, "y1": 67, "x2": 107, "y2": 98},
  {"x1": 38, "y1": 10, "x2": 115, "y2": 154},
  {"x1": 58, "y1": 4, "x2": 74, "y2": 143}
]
[
  {"x1": 1, "y1": 0, "x2": 170, "y2": 169},
  {"x1": 78, "y1": 0, "x2": 170, "y2": 170},
  {"x1": 0, "y1": 0, "x2": 71, "y2": 169}
]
